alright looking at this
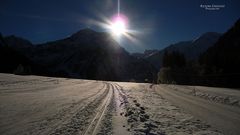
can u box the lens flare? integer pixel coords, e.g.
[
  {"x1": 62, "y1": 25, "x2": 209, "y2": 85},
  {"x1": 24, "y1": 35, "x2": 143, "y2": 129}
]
[{"x1": 110, "y1": 17, "x2": 126, "y2": 35}]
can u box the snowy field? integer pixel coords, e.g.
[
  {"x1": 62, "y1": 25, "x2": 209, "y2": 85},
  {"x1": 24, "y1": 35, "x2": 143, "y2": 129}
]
[{"x1": 0, "y1": 73, "x2": 240, "y2": 135}]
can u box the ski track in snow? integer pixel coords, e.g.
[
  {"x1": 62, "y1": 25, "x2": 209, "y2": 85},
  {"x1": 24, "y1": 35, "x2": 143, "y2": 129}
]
[{"x1": 0, "y1": 73, "x2": 240, "y2": 135}]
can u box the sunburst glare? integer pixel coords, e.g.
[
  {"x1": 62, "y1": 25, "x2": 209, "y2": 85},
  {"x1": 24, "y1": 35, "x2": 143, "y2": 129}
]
[{"x1": 110, "y1": 15, "x2": 127, "y2": 36}]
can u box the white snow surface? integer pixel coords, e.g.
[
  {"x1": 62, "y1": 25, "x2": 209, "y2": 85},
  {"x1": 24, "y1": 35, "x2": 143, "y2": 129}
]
[{"x1": 0, "y1": 73, "x2": 240, "y2": 135}]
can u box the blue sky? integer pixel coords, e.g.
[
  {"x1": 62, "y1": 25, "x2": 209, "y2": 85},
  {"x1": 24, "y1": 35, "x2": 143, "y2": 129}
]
[{"x1": 0, "y1": 0, "x2": 239, "y2": 52}]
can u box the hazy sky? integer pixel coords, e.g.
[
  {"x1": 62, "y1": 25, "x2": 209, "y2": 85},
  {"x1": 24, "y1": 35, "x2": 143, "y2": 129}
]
[{"x1": 0, "y1": 0, "x2": 240, "y2": 52}]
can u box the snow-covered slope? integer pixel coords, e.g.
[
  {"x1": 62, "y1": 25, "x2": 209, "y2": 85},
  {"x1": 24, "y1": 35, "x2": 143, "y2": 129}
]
[{"x1": 2, "y1": 73, "x2": 240, "y2": 135}]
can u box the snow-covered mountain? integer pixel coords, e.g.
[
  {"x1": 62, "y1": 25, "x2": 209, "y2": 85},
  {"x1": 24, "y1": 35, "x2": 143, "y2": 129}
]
[
  {"x1": 132, "y1": 49, "x2": 159, "y2": 59},
  {"x1": 146, "y1": 32, "x2": 221, "y2": 69}
]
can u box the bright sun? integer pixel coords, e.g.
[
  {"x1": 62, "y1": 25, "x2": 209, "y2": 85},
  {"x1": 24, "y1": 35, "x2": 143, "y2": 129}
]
[{"x1": 110, "y1": 17, "x2": 126, "y2": 36}]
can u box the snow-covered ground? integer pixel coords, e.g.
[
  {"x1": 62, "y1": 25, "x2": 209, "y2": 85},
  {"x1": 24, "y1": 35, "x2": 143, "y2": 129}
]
[{"x1": 0, "y1": 73, "x2": 240, "y2": 135}]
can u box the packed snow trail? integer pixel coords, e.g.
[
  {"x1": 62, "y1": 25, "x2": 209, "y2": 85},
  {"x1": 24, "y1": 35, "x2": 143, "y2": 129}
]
[
  {"x1": 154, "y1": 84, "x2": 240, "y2": 135},
  {"x1": 0, "y1": 74, "x2": 129, "y2": 135},
  {"x1": 1, "y1": 73, "x2": 239, "y2": 135}
]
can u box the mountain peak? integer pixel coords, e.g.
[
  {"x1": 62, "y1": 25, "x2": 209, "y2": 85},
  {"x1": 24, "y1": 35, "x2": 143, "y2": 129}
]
[
  {"x1": 71, "y1": 28, "x2": 97, "y2": 37},
  {"x1": 193, "y1": 32, "x2": 221, "y2": 43},
  {"x1": 78, "y1": 28, "x2": 96, "y2": 33},
  {"x1": 69, "y1": 28, "x2": 104, "y2": 42},
  {"x1": 4, "y1": 35, "x2": 33, "y2": 48},
  {"x1": 201, "y1": 32, "x2": 221, "y2": 38}
]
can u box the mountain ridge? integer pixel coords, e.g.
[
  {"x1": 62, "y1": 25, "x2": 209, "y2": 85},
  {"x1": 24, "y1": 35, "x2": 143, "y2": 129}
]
[
  {"x1": 2, "y1": 29, "x2": 157, "y2": 82},
  {"x1": 145, "y1": 32, "x2": 221, "y2": 69},
  {"x1": 0, "y1": 29, "x2": 222, "y2": 82}
]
